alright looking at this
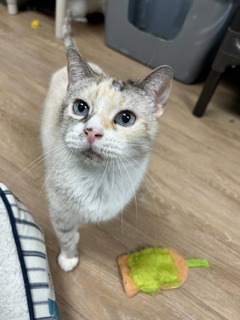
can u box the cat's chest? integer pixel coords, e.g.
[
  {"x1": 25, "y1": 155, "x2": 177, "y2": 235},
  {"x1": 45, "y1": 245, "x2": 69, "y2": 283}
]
[{"x1": 54, "y1": 158, "x2": 146, "y2": 222}]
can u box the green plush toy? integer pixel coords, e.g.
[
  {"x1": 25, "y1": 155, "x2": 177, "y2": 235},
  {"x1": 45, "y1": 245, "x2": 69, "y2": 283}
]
[{"x1": 117, "y1": 247, "x2": 209, "y2": 297}]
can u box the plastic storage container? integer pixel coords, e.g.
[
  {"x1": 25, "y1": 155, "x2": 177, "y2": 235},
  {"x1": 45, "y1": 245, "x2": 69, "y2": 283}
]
[{"x1": 105, "y1": 0, "x2": 237, "y2": 83}]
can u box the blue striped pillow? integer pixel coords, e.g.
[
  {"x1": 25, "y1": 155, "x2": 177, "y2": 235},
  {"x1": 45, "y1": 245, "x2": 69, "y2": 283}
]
[{"x1": 0, "y1": 183, "x2": 60, "y2": 320}]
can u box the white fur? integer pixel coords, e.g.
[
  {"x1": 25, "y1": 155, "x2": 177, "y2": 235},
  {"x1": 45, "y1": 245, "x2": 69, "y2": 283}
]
[
  {"x1": 41, "y1": 54, "x2": 172, "y2": 271},
  {"x1": 41, "y1": 67, "x2": 149, "y2": 271}
]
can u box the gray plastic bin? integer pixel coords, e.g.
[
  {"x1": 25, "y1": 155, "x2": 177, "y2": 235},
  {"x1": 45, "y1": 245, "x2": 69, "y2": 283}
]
[{"x1": 105, "y1": 0, "x2": 237, "y2": 83}]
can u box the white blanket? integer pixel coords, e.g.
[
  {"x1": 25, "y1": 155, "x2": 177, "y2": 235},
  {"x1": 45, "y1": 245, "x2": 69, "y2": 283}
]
[{"x1": 0, "y1": 183, "x2": 60, "y2": 320}]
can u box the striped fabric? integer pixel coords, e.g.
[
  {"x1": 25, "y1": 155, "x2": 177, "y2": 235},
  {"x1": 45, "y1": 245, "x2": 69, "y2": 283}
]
[{"x1": 0, "y1": 183, "x2": 60, "y2": 320}]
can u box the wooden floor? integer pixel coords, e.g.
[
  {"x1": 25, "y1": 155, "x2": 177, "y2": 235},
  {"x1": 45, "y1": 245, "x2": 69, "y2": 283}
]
[{"x1": 0, "y1": 6, "x2": 240, "y2": 320}]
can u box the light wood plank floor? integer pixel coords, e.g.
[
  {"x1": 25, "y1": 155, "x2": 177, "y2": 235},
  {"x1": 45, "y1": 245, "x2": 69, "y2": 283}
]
[{"x1": 0, "y1": 6, "x2": 239, "y2": 320}]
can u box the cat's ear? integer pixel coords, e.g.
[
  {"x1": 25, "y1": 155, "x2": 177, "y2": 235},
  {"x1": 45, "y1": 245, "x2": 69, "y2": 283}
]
[
  {"x1": 135, "y1": 66, "x2": 173, "y2": 118},
  {"x1": 66, "y1": 47, "x2": 95, "y2": 87}
]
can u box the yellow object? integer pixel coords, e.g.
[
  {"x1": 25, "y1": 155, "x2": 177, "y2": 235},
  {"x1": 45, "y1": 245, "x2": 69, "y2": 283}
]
[{"x1": 31, "y1": 20, "x2": 40, "y2": 29}]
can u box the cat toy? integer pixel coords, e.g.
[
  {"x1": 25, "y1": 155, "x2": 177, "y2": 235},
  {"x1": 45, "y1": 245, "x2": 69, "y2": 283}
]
[
  {"x1": 31, "y1": 20, "x2": 40, "y2": 29},
  {"x1": 117, "y1": 247, "x2": 210, "y2": 297}
]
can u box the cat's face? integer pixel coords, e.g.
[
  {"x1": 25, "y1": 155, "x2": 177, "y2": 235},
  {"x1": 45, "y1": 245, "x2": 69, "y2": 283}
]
[{"x1": 60, "y1": 47, "x2": 172, "y2": 166}]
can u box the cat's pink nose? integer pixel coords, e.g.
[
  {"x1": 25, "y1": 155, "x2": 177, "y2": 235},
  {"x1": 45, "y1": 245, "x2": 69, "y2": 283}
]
[{"x1": 84, "y1": 128, "x2": 103, "y2": 144}]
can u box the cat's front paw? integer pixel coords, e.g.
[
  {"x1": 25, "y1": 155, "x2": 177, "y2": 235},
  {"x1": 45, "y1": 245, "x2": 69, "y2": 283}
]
[{"x1": 58, "y1": 253, "x2": 79, "y2": 272}]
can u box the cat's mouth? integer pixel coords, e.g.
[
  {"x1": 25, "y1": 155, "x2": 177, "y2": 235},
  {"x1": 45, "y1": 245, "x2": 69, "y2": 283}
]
[{"x1": 82, "y1": 148, "x2": 104, "y2": 164}]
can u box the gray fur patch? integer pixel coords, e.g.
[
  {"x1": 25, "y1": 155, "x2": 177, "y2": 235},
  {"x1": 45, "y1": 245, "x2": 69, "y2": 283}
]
[{"x1": 111, "y1": 79, "x2": 129, "y2": 92}]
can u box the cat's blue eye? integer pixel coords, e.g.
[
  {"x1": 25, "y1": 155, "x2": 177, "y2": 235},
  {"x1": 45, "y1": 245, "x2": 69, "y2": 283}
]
[
  {"x1": 114, "y1": 111, "x2": 136, "y2": 127},
  {"x1": 73, "y1": 100, "x2": 89, "y2": 117}
]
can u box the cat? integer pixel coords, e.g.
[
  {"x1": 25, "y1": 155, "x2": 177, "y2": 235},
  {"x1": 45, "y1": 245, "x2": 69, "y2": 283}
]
[{"x1": 41, "y1": 21, "x2": 173, "y2": 272}]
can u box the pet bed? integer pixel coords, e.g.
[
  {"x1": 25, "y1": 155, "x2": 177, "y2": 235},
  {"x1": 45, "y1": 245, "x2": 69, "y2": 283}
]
[{"x1": 0, "y1": 182, "x2": 60, "y2": 320}]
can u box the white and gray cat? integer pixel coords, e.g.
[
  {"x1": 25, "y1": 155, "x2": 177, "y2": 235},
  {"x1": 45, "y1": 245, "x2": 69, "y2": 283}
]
[{"x1": 41, "y1": 20, "x2": 173, "y2": 272}]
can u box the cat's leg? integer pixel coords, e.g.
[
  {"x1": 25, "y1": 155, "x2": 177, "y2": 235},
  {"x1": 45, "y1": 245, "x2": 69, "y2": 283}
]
[
  {"x1": 48, "y1": 200, "x2": 80, "y2": 271},
  {"x1": 54, "y1": 225, "x2": 80, "y2": 272}
]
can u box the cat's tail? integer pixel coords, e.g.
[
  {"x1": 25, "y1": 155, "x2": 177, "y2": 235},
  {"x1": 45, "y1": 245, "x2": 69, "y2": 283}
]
[{"x1": 62, "y1": 11, "x2": 76, "y2": 48}]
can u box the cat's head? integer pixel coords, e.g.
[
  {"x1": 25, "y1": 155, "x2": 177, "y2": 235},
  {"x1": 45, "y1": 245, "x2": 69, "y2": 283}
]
[{"x1": 61, "y1": 47, "x2": 172, "y2": 167}]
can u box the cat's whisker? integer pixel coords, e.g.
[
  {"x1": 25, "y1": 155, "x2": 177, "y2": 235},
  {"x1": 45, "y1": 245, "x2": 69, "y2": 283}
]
[
  {"x1": 98, "y1": 159, "x2": 113, "y2": 218},
  {"x1": 110, "y1": 159, "x2": 124, "y2": 228},
  {"x1": 111, "y1": 159, "x2": 115, "y2": 191},
  {"x1": 52, "y1": 147, "x2": 74, "y2": 183},
  {"x1": 121, "y1": 154, "x2": 160, "y2": 218},
  {"x1": 124, "y1": 153, "x2": 164, "y2": 197},
  {"x1": 31, "y1": 145, "x2": 67, "y2": 173},
  {"x1": 32, "y1": 145, "x2": 71, "y2": 176},
  {"x1": 50, "y1": 150, "x2": 76, "y2": 213},
  {"x1": 17, "y1": 144, "x2": 66, "y2": 176},
  {"x1": 119, "y1": 157, "x2": 138, "y2": 226},
  {"x1": 98, "y1": 158, "x2": 110, "y2": 187},
  {"x1": 38, "y1": 147, "x2": 71, "y2": 197},
  {"x1": 17, "y1": 155, "x2": 45, "y2": 177},
  {"x1": 127, "y1": 143, "x2": 162, "y2": 155},
  {"x1": 116, "y1": 158, "x2": 125, "y2": 233},
  {"x1": 97, "y1": 159, "x2": 110, "y2": 215}
]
